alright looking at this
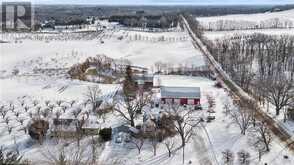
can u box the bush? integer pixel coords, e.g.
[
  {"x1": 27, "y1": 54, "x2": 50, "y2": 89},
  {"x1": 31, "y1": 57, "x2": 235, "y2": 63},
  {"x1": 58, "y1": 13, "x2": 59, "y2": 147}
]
[
  {"x1": 99, "y1": 127, "x2": 112, "y2": 141},
  {"x1": 0, "y1": 147, "x2": 23, "y2": 165},
  {"x1": 28, "y1": 119, "x2": 49, "y2": 144},
  {"x1": 215, "y1": 82, "x2": 222, "y2": 88}
]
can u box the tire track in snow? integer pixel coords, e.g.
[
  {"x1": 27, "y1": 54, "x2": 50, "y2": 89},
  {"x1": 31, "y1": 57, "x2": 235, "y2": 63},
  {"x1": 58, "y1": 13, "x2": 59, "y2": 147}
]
[{"x1": 193, "y1": 128, "x2": 213, "y2": 165}]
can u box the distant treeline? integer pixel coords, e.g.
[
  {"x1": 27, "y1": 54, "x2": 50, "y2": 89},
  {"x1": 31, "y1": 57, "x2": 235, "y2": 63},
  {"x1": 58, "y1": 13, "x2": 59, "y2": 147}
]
[
  {"x1": 185, "y1": 4, "x2": 294, "y2": 16},
  {"x1": 33, "y1": 4, "x2": 294, "y2": 22},
  {"x1": 109, "y1": 15, "x2": 179, "y2": 28}
]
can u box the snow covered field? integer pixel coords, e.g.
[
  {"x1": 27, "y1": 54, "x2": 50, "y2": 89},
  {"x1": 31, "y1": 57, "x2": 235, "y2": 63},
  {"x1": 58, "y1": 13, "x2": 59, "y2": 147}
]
[
  {"x1": 0, "y1": 30, "x2": 203, "y2": 72},
  {"x1": 0, "y1": 28, "x2": 205, "y2": 100},
  {"x1": 198, "y1": 9, "x2": 294, "y2": 24},
  {"x1": 198, "y1": 9, "x2": 294, "y2": 30},
  {"x1": 197, "y1": 9, "x2": 294, "y2": 40}
]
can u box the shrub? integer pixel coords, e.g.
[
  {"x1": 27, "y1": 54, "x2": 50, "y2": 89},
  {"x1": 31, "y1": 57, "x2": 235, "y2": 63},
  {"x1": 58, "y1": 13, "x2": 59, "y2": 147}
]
[
  {"x1": 215, "y1": 82, "x2": 222, "y2": 88},
  {"x1": 0, "y1": 147, "x2": 23, "y2": 165},
  {"x1": 99, "y1": 127, "x2": 112, "y2": 141},
  {"x1": 28, "y1": 119, "x2": 49, "y2": 144}
]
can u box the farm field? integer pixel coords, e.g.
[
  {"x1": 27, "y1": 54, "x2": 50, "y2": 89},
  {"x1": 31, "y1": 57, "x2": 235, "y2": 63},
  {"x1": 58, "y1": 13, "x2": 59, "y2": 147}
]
[
  {"x1": 0, "y1": 28, "x2": 205, "y2": 101},
  {"x1": 198, "y1": 9, "x2": 294, "y2": 31},
  {"x1": 0, "y1": 30, "x2": 204, "y2": 72},
  {"x1": 0, "y1": 27, "x2": 209, "y2": 164}
]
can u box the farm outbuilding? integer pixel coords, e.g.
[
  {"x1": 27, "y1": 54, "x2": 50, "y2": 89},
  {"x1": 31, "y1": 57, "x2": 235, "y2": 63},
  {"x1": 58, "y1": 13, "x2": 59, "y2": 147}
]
[
  {"x1": 134, "y1": 73, "x2": 154, "y2": 88},
  {"x1": 160, "y1": 86, "x2": 201, "y2": 105}
]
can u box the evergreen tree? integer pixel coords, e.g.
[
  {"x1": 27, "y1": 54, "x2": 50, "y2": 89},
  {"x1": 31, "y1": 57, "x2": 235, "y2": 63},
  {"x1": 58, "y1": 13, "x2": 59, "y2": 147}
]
[{"x1": 123, "y1": 65, "x2": 137, "y2": 98}]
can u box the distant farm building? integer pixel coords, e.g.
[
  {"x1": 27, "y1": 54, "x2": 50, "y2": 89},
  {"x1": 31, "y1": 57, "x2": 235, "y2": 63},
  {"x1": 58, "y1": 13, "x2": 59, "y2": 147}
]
[
  {"x1": 160, "y1": 86, "x2": 201, "y2": 105},
  {"x1": 134, "y1": 73, "x2": 154, "y2": 89},
  {"x1": 129, "y1": 65, "x2": 148, "y2": 74}
]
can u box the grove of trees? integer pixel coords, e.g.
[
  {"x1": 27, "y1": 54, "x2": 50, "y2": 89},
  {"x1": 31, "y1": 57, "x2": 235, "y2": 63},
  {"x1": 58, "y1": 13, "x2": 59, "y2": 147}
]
[
  {"x1": 205, "y1": 33, "x2": 294, "y2": 116},
  {"x1": 201, "y1": 18, "x2": 294, "y2": 31}
]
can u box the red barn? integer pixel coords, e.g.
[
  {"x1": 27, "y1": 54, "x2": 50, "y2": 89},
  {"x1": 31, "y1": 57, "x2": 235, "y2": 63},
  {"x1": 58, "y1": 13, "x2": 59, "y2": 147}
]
[{"x1": 160, "y1": 86, "x2": 201, "y2": 105}]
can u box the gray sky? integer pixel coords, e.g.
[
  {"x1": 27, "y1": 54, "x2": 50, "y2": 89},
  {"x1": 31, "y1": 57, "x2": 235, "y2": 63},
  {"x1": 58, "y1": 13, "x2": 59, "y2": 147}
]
[{"x1": 1, "y1": 0, "x2": 294, "y2": 5}]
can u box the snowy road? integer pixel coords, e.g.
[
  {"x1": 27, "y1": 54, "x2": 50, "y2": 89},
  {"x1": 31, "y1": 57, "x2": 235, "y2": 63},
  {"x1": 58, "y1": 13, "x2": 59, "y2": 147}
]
[{"x1": 193, "y1": 127, "x2": 213, "y2": 165}]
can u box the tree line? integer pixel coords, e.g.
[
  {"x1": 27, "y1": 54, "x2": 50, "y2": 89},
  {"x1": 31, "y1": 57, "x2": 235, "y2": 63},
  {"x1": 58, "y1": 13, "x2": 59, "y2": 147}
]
[
  {"x1": 205, "y1": 33, "x2": 294, "y2": 116},
  {"x1": 201, "y1": 18, "x2": 294, "y2": 31}
]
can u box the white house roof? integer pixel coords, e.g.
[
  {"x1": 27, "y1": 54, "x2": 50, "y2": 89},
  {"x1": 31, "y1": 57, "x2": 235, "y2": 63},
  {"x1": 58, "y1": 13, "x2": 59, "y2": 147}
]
[{"x1": 160, "y1": 86, "x2": 201, "y2": 99}]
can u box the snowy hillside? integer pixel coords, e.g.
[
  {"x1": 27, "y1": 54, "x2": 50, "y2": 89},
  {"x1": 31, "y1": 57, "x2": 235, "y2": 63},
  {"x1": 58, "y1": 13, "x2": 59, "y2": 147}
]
[{"x1": 198, "y1": 9, "x2": 294, "y2": 30}]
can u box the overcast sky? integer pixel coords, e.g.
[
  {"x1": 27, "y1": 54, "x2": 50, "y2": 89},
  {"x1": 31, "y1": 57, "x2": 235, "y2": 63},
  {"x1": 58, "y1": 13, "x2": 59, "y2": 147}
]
[{"x1": 1, "y1": 0, "x2": 294, "y2": 5}]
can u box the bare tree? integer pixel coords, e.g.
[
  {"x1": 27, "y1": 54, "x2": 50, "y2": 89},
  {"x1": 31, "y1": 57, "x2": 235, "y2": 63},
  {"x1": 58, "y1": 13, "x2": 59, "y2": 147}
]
[
  {"x1": 230, "y1": 105, "x2": 252, "y2": 135},
  {"x1": 61, "y1": 106, "x2": 67, "y2": 113},
  {"x1": 131, "y1": 137, "x2": 144, "y2": 154},
  {"x1": 89, "y1": 136, "x2": 101, "y2": 164},
  {"x1": 14, "y1": 111, "x2": 20, "y2": 118},
  {"x1": 7, "y1": 126, "x2": 13, "y2": 134},
  {"x1": 72, "y1": 108, "x2": 82, "y2": 119},
  {"x1": 4, "y1": 117, "x2": 10, "y2": 125},
  {"x1": 40, "y1": 143, "x2": 90, "y2": 165},
  {"x1": 151, "y1": 131, "x2": 158, "y2": 156},
  {"x1": 33, "y1": 100, "x2": 39, "y2": 107},
  {"x1": 114, "y1": 92, "x2": 151, "y2": 127},
  {"x1": 222, "y1": 149, "x2": 234, "y2": 165},
  {"x1": 206, "y1": 94, "x2": 216, "y2": 111},
  {"x1": 17, "y1": 118, "x2": 25, "y2": 125},
  {"x1": 42, "y1": 109, "x2": 49, "y2": 119},
  {"x1": 55, "y1": 111, "x2": 61, "y2": 119},
  {"x1": 75, "y1": 117, "x2": 86, "y2": 147},
  {"x1": 56, "y1": 100, "x2": 63, "y2": 107},
  {"x1": 263, "y1": 76, "x2": 293, "y2": 116},
  {"x1": 237, "y1": 150, "x2": 250, "y2": 165},
  {"x1": 154, "y1": 61, "x2": 164, "y2": 73},
  {"x1": 45, "y1": 100, "x2": 50, "y2": 106},
  {"x1": 49, "y1": 104, "x2": 55, "y2": 113},
  {"x1": 84, "y1": 86, "x2": 101, "y2": 112},
  {"x1": 69, "y1": 100, "x2": 76, "y2": 107},
  {"x1": 254, "y1": 121, "x2": 272, "y2": 152},
  {"x1": 1, "y1": 109, "x2": 8, "y2": 119},
  {"x1": 223, "y1": 100, "x2": 232, "y2": 116},
  {"x1": 165, "y1": 104, "x2": 201, "y2": 164},
  {"x1": 164, "y1": 137, "x2": 175, "y2": 157}
]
